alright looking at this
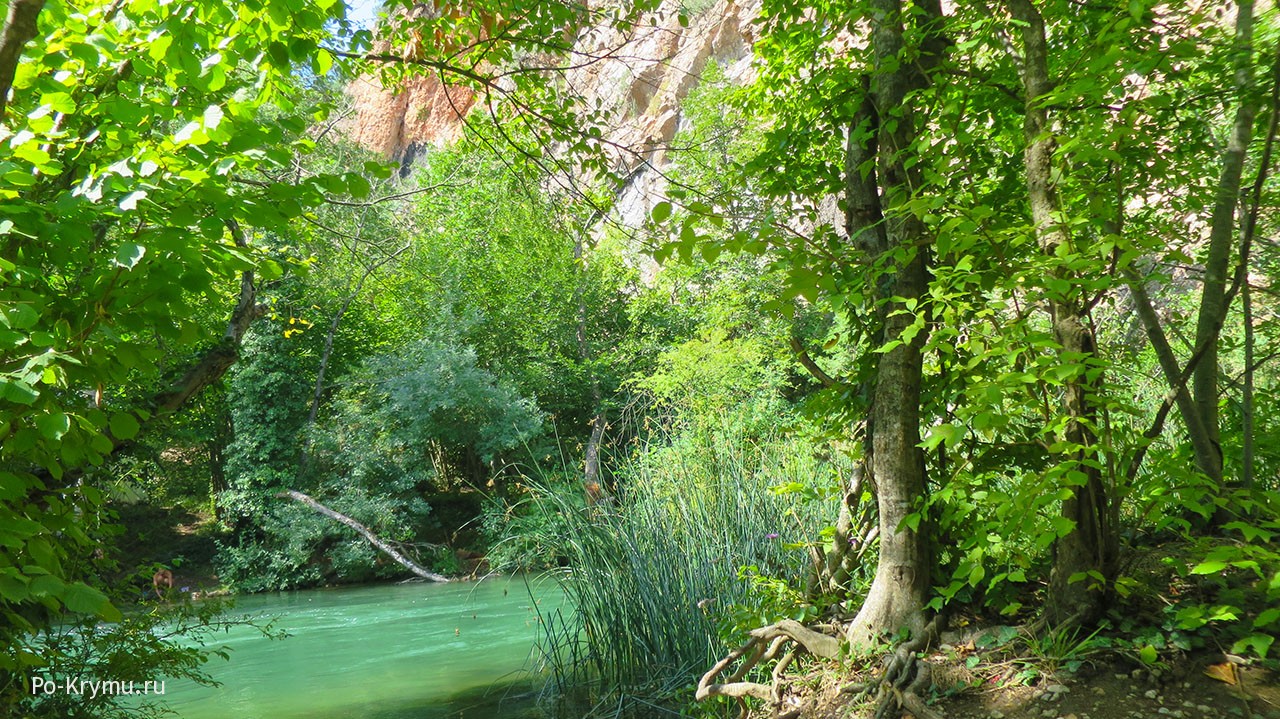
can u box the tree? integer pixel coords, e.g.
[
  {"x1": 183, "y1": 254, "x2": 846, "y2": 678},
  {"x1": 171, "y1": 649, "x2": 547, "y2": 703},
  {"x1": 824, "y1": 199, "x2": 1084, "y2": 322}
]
[
  {"x1": 1192, "y1": 0, "x2": 1258, "y2": 487},
  {"x1": 0, "y1": 0, "x2": 366, "y2": 682},
  {"x1": 680, "y1": 0, "x2": 950, "y2": 647},
  {"x1": 1003, "y1": 0, "x2": 1117, "y2": 624},
  {"x1": 838, "y1": 0, "x2": 949, "y2": 646}
]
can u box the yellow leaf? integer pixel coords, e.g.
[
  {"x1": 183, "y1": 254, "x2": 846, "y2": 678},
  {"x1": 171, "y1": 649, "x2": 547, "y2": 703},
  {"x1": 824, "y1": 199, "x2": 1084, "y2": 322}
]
[{"x1": 1204, "y1": 662, "x2": 1237, "y2": 685}]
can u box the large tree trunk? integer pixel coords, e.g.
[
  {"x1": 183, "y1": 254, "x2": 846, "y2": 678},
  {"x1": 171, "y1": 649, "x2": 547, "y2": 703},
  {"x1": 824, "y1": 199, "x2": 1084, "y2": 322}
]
[
  {"x1": 844, "y1": 0, "x2": 946, "y2": 647},
  {"x1": 848, "y1": 257, "x2": 931, "y2": 644},
  {"x1": 151, "y1": 228, "x2": 265, "y2": 415},
  {"x1": 574, "y1": 233, "x2": 609, "y2": 499},
  {"x1": 1006, "y1": 0, "x2": 1116, "y2": 624}
]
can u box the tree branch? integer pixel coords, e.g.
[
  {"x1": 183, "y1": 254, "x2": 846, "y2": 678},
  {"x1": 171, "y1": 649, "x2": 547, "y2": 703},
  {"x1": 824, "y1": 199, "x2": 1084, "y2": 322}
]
[
  {"x1": 150, "y1": 219, "x2": 265, "y2": 415},
  {"x1": 0, "y1": 0, "x2": 46, "y2": 118},
  {"x1": 789, "y1": 336, "x2": 837, "y2": 387}
]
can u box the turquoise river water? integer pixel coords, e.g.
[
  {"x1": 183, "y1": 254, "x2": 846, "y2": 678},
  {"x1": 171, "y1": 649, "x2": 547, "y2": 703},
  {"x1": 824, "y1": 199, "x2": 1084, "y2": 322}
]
[{"x1": 153, "y1": 576, "x2": 565, "y2": 719}]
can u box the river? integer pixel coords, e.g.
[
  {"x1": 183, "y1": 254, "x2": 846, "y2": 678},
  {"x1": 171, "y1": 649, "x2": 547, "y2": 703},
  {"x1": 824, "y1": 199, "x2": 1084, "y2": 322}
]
[{"x1": 155, "y1": 575, "x2": 565, "y2": 719}]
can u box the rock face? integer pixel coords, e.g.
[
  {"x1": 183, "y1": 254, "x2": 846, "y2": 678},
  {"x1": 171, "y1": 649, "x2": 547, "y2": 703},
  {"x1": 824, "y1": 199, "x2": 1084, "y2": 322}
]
[
  {"x1": 339, "y1": 73, "x2": 476, "y2": 169},
  {"x1": 340, "y1": 0, "x2": 761, "y2": 205},
  {"x1": 567, "y1": 0, "x2": 760, "y2": 229}
]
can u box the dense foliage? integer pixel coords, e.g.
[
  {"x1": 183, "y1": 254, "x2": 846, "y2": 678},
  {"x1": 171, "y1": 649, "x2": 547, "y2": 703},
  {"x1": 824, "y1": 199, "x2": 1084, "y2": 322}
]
[{"x1": 1, "y1": 0, "x2": 1279, "y2": 717}]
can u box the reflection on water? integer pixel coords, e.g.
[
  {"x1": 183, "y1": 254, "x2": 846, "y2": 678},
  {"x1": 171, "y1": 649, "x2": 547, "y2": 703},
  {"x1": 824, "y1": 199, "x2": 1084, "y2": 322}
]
[{"x1": 156, "y1": 575, "x2": 564, "y2": 719}]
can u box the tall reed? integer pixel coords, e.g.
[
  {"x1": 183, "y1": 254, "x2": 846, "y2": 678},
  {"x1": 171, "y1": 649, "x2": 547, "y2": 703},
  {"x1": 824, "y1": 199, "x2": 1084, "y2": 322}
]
[{"x1": 532, "y1": 422, "x2": 845, "y2": 715}]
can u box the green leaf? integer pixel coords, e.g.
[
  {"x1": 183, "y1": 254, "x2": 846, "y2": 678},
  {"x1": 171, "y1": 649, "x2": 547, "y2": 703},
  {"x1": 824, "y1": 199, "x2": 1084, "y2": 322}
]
[
  {"x1": 968, "y1": 563, "x2": 985, "y2": 587},
  {"x1": 1232, "y1": 633, "x2": 1274, "y2": 659},
  {"x1": 268, "y1": 41, "x2": 291, "y2": 68},
  {"x1": 0, "y1": 571, "x2": 28, "y2": 602},
  {"x1": 344, "y1": 172, "x2": 371, "y2": 198},
  {"x1": 259, "y1": 259, "x2": 284, "y2": 281},
  {"x1": 7, "y1": 302, "x2": 39, "y2": 329},
  {"x1": 1254, "y1": 607, "x2": 1280, "y2": 628},
  {"x1": 314, "y1": 48, "x2": 333, "y2": 75},
  {"x1": 651, "y1": 201, "x2": 672, "y2": 223},
  {"x1": 148, "y1": 34, "x2": 173, "y2": 62},
  {"x1": 108, "y1": 412, "x2": 140, "y2": 440},
  {"x1": 62, "y1": 581, "x2": 119, "y2": 620},
  {"x1": 1190, "y1": 560, "x2": 1228, "y2": 575},
  {"x1": 29, "y1": 573, "x2": 65, "y2": 597},
  {"x1": 35, "y1": 411, "x2": 70, "y2": 440},
  {"x1": 1, "y1": 378, "x2": 39, "y2": 405},
  {"x1": 114, "y1": 242, "x2": 146, "y2": 269},
  {"x1": 1138, "y1": 644, "x2": 1158, "y2": 665}
]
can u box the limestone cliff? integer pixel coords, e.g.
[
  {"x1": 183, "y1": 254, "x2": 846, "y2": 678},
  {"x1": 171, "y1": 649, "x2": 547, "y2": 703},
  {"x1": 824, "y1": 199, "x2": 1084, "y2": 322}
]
[{"x1": 339, "y1": 0, "x2": 761, "y2": 211}]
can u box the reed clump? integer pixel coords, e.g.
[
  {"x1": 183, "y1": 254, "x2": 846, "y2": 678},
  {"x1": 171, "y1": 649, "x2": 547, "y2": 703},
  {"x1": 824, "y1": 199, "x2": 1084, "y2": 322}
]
[{"x1": 531, "y1": 422, "x2": 847, "y2": 715}]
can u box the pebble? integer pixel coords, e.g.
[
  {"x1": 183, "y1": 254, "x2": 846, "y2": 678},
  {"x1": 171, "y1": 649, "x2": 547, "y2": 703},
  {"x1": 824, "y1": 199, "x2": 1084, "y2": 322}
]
[
  {"x1": 1144, "y1": 689, "x2": 1159, "y2": 699},
  {"x1": 1092, "y1": 686, "x2": 1105, "y2": 696},
  {"x1": 1040, "y1": 710, "x2": 1055, "y2": 718},
  {"x1": 1047, "y1": 684, "x2": 1069, "y2": 694},
  {"x1": 987, "y1": 711, "x2": 1004, "y2": 719}
]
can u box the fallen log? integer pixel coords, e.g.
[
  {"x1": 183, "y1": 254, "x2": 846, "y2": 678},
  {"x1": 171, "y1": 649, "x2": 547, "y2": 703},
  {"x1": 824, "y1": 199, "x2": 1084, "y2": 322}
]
[{"x1": 276, "y1": 489, "x2": 450, "y2": 583}]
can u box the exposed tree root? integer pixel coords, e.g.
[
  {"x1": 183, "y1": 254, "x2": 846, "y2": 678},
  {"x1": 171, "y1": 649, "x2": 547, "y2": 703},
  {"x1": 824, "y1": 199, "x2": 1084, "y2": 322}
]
[
  {"x1": 838, "y1": 616, "x2": 945, "y2": 719},
  {"x1": 696, "y1": 620, "x2": 834, "y2": 716},
  {"x1": 698, "y1": 616, "x2": 946, "y2": 719}
]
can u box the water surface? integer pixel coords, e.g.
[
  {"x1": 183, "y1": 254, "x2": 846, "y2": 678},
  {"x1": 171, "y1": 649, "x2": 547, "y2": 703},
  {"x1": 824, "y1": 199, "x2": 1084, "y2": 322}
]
[{"x1": 157, "y1": 576, "x2": 564, "y2": 719}]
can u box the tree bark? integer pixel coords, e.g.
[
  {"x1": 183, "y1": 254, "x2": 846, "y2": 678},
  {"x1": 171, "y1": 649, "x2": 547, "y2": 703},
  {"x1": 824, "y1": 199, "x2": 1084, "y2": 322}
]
[
  {"x1": 583, "y1": 411, "x2": 605, "y2": 488},
  {"x1": 1232, "y1": 42, "x2": 1280, "y2": 490},
  {"x1": 1192, "y1": 0, "x2": 1255, "y2": 487},
  {"x1": 0, "y1": 0, "x2": 45, "y2": 118},
  {"x1": 1006, "y1": 0, "x2": 1116, "y2": 624},
  {"x1": 844, "y1": 0, "x2": 946, "y2": 648},
  {"x1": 1242, "y1": 272, "x2": 1254, "y2": 488},
  {"x1": 276, "y1": 489, "x2": 451, "y2": 582}
]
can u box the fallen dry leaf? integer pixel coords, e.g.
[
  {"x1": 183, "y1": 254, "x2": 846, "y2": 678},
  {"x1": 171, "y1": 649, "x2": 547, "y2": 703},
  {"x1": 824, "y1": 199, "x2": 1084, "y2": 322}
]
[{"x1": 1204, "y1": 661, "x2": 1239, "y2": 685}]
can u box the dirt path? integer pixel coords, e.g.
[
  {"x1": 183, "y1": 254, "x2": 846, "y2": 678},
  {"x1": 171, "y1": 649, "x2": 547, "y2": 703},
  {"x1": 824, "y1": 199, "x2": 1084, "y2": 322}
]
[{"x1": 936, "y1": 661, "x2": 1278, "y2": 719}]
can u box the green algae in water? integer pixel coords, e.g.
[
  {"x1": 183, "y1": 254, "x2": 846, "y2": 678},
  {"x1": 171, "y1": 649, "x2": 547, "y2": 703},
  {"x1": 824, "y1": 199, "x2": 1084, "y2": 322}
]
[{"x1": 154, "y1": 576, "x2": 563, "y2": 719}]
